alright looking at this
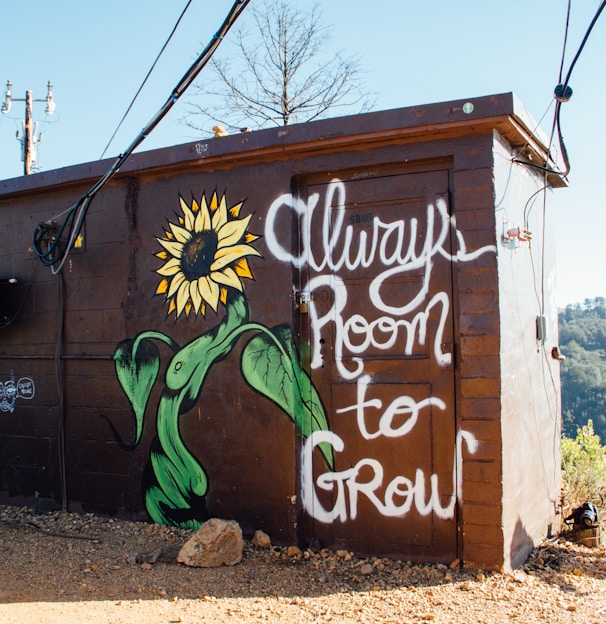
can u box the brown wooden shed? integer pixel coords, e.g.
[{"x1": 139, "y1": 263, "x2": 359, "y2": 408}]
[{"x1": 0, "y1": 93, "x2": 563, "y2": 570}]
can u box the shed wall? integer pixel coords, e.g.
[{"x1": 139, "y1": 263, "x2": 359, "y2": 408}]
[
  {"x1": 0, "y1": 95, "x2": 562, "y2": 569},
  {"x1": 492, "y1": 133, "x2": 561, "y2": 569}
]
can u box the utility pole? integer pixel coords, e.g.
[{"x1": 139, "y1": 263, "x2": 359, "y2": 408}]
[{"x1": 1, "y1": 81, "x2": 56, "y2": 175}]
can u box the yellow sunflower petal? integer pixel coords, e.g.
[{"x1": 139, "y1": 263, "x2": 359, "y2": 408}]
[
  {"x1": 189, "y1": 280, "x2": 203, "y2": 315},
  {"x1": 244, "y1": 232, "x2": 259, "y2": 243},
  {"x1": 191, "y1": 198, "x2": 199, "y2": 213},
  {"x1": 167, "y1": 298, "x2": 177, "y2": 316},
  {"x1": 168, "y1": 272, "x2": 186, "y2": 298},
  {"x1": 169, "y1": 222, "x2": 192, "y2": 244},
  {"x1": 229, "y1": 201, "x2": 244, "y2": 218},
  {"x1": 155, "y1": 250, "x2": 169, "y2": 260},
  {"x1": 234, "y1": 257, "x2": 254, "y2": 279},
  {"x1": 176, "y1": 280, "x2": 191, "y2": 317},
  {"x1": 156, "y1": 257, "x2": 182, "y2": 277},
  {"x1": 210, "y1": 192, "x2": 219, "y2": 212},
  {"x1": 211, "y1": 195, "x2": 228, "y2": 231},
  {"x1": 155, "y1": 278, "x2": 169, "y2": 295},
  {"x1": 185, "y1": 301, "x2": 192, "y2": 317},
  {"x1": 179, "y1": 196, "x2": 196, "y2": 231},
  {"x1": 210, "y1": 267, "x2": 243, "y2": 291},
  {"x1": 207, "y1": 277, "x2": 221, "y2": 312},
  {"x1": 194, "y1": 200, "x2": 212, "y2": 233},
  {"x1": 198, "y1": 276, "x2": 220, "y2": 312},
  {"x1": 220, "y1": 287, "x2": 228, "y2": 305},
  {"x1": 211, "y1": 244, "x2": 262, "y2": 271},
  {"x1": 217, "y1": 215, "x2": 252, "y2": 249},
  {"x1": 157, "y1": 237, "x2": 185, "y2": 258}
]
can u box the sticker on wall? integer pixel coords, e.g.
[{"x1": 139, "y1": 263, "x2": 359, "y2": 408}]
[
  {"x1": 0, "y1": 370, "x2": 35, "y2": 413},
  {"x1": 112, "y1": 191, "x2": 332, "y2": 529}
]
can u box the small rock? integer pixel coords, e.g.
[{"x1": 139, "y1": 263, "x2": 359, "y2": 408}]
[
  {"x1": 140, "y1": 562, "x2": 152, "y2": 571},
  {"x1": 449, "y1": 558, "x2": 460, "y2": 569},
  {"x1": 177, "y1": 518, "x2": 243, "y2": 568},
  {"x1": 252, "y1": 530, "x2": 271, "y2": 549},
  {"x1": 135, "y1": 547, "x2": 162, "y2": 564},
  {"x1": 360, "y1": 563, "x2": 373, "y2": 576},
  {"x1": 336, "y1": 550, "x2": 348, "y2": 559},
  {"x1": 286, "y1": 546, "x2": 302, "y2": 558},
  {"x1": 513, "y1": 571, "x2": 527, "y2": 584}
]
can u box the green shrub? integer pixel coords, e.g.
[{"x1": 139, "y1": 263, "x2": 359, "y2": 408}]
[{"x1": 561, "y1": 419, "x2": 606, "y2": 515}]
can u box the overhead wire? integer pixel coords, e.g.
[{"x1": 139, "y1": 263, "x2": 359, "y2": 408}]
[
  {"x1": 99, "y1": 0, "x2": 194, "y2": 160},
  {"x1": 552, "y1": 0, "x2": 606, "y2": 177},
  {"x1": 513, "y1": 0, "x2": 605, "y2": 181},
  {"x1": 33, "y1": 0, "x2": 250, "y2": 274},
  {"x1": 558, "y1": 0, "x2": 572, "y2": 84}
]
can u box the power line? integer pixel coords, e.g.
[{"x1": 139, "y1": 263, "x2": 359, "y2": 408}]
[
  {"x1": 552, "y1": 0, "x2": 606, "y2": 176},
  {"x1": 99, "y1": 0, "x2": 193, "y2": 160},
  {"x1": 33, "y1": 0, "x2": 250, "y2": 274}
]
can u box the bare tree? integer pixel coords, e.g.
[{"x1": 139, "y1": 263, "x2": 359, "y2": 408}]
[{"x1": 183, "y1": 1, "x2": 375, "y2": 133}]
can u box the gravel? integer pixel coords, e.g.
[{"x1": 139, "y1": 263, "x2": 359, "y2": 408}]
[{"x1": 1, "y1": 504, "x2": 605, "y2": 623}]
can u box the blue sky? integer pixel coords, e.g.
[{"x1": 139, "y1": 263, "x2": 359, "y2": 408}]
[{"x1": 0, "y1": 0, "x2": 604, "y2": 307}]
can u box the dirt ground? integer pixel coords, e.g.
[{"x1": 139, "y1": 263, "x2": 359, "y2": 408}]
[{"x1": 1, "y1": 505, "x2": 605, "y2": 624}]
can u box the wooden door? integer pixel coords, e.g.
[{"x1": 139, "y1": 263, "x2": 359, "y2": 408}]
[{"x1": 296, "y1": 164, "x2": 458, "y2": 561}]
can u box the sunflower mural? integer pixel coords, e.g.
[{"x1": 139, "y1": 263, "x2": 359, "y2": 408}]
[
  {"x1": 155, "y1": 193, "x2": 260, "y2": 319},
  {"x1": 113, "y1": 191, "x2": 332, "y2": 529}
]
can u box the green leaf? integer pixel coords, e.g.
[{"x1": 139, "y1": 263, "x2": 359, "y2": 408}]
[
  {"x1": 241, "y1": 325, "x2": 333, "y2": 467},
  {"x1": 113, "y1": 338, "x2": 160, "y2": 446}
]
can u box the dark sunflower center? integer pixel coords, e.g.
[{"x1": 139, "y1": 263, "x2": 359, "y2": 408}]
[{"x1": 180, "y1": 231, "x2": 219, "y2": 280}]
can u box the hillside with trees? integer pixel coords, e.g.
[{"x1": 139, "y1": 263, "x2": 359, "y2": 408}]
[{"x1": 559, "y1": 297, "x2": 606, "y2": 440}]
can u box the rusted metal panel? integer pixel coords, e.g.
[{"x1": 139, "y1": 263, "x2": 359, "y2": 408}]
[{"x1": 0, "y1": 94, "x2": 562, "y2": 569}]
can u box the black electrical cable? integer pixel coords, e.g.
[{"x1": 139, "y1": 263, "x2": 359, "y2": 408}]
[
  {"x1": 552, "y1": 0, "x2": 606, "y2": 176},
  {"x1": 99, "y1": 0, "x2": 193, "y2": 160},
  {"x1": 55, "y1": 271, "x2": 67, "y2": 513},
  {"x1": 514, "y1": 1, "x2": 605, "y2": 180},
  {"x1": 560, "y1": 0, "x2": 606, "y2": 94},
  {"x1": 558, "y1": 1, "x2": 572, "y2": 84},
  {"x1": 33, "y1": 0, "x2": 250, "y2": 273}
]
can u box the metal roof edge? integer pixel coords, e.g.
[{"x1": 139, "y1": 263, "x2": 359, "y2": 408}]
[{"x1": 0, "y1": 92, "x2": 564, "y2": 197}]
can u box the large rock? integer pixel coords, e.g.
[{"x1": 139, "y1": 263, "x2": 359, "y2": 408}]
[{"x1": 177, "y1": 518, "x2": 243, "y2": 568}]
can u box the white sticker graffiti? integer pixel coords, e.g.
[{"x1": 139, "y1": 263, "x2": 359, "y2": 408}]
[{"x1": 0, "y1": 371, "x2": 35, "y2": 413}]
